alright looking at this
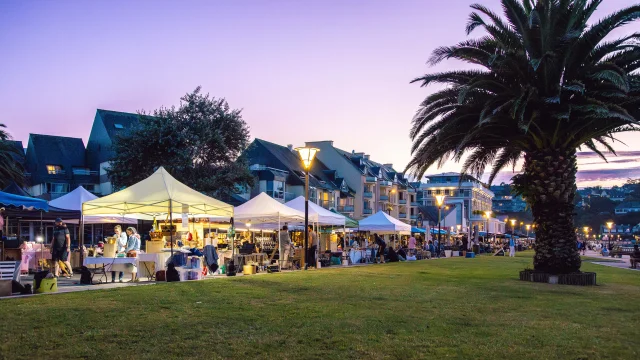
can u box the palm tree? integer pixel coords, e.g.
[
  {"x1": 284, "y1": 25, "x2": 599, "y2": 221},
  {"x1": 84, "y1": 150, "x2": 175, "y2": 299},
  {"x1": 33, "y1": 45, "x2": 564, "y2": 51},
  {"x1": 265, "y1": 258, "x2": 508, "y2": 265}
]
[
  {"x1": 406, "y1": 0, "x2": 640, "y2": 274},
  {"x1": 0, "y1": 123, "x2": 25, "y2": 189}
]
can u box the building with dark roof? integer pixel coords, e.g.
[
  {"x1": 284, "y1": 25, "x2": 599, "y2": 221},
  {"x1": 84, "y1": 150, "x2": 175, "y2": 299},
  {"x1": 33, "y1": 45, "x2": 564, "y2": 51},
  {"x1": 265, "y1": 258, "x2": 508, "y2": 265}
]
[
  {"x1": 304, "y1": 140, "x2": 417, "y2": 223},
  {"x1": 86, "y1": 109, "x2": 143, "y2": 195},
  {"x1": 24, "y1": 134, "x2": 96, "y2": 200},
  {"x1": 240, "y1": 139, "x2": 355, "y2": 214},
  {"x1": 615, "y1": 201, "x2": 640, "y2": 215}
]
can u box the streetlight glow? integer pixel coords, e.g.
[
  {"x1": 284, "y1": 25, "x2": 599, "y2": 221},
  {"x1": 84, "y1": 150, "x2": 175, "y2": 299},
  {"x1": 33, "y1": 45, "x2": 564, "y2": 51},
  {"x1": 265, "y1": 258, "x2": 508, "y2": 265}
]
[
  {"x1": 435, "y1": 195, "x2": 446, "y2": 207},
  {"x1": 295, "y1": 147, "x2": 320, "y2": 169},
  {"x1": 509, "y1": 219, "x2": 516, "y2": 226}
]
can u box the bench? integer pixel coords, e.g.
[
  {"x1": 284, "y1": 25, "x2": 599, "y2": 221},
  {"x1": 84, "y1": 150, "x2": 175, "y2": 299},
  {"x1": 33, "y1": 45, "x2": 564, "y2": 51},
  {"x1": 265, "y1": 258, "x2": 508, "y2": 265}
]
[{"x1": 609, "y1": 247, "x2": 634, "y2": 258}]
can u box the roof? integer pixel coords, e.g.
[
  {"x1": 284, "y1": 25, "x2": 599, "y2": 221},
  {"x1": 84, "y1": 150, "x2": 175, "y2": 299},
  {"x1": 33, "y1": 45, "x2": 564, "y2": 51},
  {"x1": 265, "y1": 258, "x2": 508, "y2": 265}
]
[
  {"x1": 332, "y1": 147, "x2": 412, "y2": 188},
  {"x1": 96, "y1": 109, "x2": 143, "y2": 142},
  {"x1": 249, "y1": 139, "x2": 343, "y2": 191},
  {"x1": 2, "y1": 181, "x2": 31, "y2": 197},
  {"x1": 417, "y1": 205, "x2": 455, "y2": 224},
  {"x1": 26, "y1": 134, "x2": 86, "y2": 180},
  {"x1": 6, "y1": 140, "x2": 25, "y2": 163},
  {"x1": 616, "y1": 201, "x2": 640, "y2": 209}
]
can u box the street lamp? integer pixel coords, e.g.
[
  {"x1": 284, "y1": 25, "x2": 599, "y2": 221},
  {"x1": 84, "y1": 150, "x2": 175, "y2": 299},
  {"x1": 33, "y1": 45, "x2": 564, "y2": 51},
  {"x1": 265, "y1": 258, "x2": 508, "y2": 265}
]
[
  {"x1": 606, "y1": 221, "x2": 614, "y2": 249},
  {"x1": 295, "y1": 146, "x2": 319, "y2": 270},
  {"x1": 525, "y1": 224, "x2": 531, "y2": 239},
  {"x1": 583, "y1": 226, "x2": 590, "y2": 241},
  {"x1": 509, "y1": 219, "x2": 516, "y2": 242},
  {"x1": 435, "y1": 195, "x2": 446, "y2": 248},
  {"x1": 484, "y1": 211, "x2": 492, "y2": 239}
]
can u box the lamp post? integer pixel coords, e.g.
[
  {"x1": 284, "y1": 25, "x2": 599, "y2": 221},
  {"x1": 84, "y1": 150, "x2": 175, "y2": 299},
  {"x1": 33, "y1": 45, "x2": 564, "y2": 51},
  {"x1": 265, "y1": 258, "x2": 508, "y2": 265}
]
[
  {"x1": 484, "y1": 211, "x2": 492, "y2": 240},
  {"x1": 606, "y1": 221, "x2": 614, "y2": 250},
  {"x1": 295, "y1": 146, "x2": 319, "y2": 270},
  {"x1": 525, "y1": 224, "x2": 531, "y2": 240},
  {"x1": 435, "y1": 195, "x2": 446, "y2": 248},
  {"x1": 509, "y1": 219, "x2": 516, "y2": 242}
]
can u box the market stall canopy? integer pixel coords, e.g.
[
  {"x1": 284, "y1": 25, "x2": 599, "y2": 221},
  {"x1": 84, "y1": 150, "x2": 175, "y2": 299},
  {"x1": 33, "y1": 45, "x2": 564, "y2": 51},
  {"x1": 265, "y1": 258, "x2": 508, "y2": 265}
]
[
  {"x1": 411, "y1": 227, "x2": 426, "y2": 233},
  {"x1": 2, "y1": 181, "x2": 32, "y2": 197},
  {"x1": 81, "y1": 167, "x2": 233, "y2": 219},
  {"x1": 49, "y1": 186, "x2": 137, "y2": 224},
  {"x1": 0, "y1": 190, "x2": 48, "y2": 211},
  {"x1": 358, "y1": 211, "x2": 411, "y2": 234},
  {"x1": 234, "y1": 192, "x2": 304, "y2": 224},
  {"x1": 330, "y1": 209, "x2": 358, "y2": 228},
  {"x1": 285, "y1": 196, "x2": 345, "y2": 226}
]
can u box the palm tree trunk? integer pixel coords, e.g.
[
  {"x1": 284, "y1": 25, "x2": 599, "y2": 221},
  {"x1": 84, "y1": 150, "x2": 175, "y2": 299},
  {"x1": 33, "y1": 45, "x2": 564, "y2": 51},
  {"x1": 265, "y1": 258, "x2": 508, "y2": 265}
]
[{"x1": 515, "y1": 148, "x2": 581, "y2": 274}]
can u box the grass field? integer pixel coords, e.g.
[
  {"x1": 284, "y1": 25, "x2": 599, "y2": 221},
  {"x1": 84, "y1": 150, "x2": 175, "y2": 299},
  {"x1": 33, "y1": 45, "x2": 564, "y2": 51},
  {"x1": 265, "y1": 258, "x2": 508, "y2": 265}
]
[{"x1": 1, "y1": 251, "x2": 639, "y2": 359}]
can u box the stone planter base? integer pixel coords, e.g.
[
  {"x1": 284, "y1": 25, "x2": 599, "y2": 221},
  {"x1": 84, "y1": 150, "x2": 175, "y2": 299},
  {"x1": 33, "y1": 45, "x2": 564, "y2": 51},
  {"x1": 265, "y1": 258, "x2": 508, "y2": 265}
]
[{"x1": 519, "y1": 269, "x2": 596, "y2": 286}]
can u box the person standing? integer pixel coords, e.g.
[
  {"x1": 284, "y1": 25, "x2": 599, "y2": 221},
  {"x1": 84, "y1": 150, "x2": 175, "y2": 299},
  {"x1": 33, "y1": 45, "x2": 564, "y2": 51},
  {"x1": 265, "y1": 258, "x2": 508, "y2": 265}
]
[
  {"x1": 374, "y1": 233, "x2": 386, "y2": 264},
  {"x1": 408, "y1": 235, "x2": 417, "y2": 255},
  {"x1": 111, "y1": 225, "x2": 127, "y2": 283},
  {"x1": 0, "y1": 207, "x2": 5, "y2": 239},
  {"x1": 307, "y1": 225, "x2": 319, "y2": 268},
  {"x1": 124, "y1": 227, "x2": 140, "y2": 282},
  {"x1": 51, "y1": 218, "x2": 71, "y2": 278},
  {"x1": 509, "y1": 237, "x2": 516, "y2": 257},
  {"x1": 279, "y1": 225, "x2": 292, "y2": 269}
]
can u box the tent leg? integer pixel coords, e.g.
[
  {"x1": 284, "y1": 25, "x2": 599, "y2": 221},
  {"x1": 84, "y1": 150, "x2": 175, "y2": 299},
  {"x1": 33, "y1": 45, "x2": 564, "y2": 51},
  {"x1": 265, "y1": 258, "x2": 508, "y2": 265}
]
[
  {"x1": 170, "y1": 199, "x2": 174, "y2": 257},
  {"x1": 278, "y1": 214, "x2": 281, "y2": 272}
]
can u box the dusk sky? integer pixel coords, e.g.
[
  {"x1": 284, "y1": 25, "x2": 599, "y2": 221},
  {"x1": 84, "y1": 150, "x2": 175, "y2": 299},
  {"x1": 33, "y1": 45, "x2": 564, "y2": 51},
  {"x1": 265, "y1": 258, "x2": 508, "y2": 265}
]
[{"x1": 1, "y1": 0, "x2": 638, "y2": 187}]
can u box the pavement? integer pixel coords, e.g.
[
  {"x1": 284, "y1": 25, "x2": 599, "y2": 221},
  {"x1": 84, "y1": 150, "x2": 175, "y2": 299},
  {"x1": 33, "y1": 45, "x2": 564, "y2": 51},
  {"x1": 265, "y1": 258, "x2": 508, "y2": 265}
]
[{"x1": 582, "y1": 249, "x2": 639, "y2": 271}]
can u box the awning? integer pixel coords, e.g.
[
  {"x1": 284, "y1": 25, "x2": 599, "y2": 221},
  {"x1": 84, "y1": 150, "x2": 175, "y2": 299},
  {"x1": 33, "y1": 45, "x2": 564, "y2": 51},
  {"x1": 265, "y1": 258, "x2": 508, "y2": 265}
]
[{"x1": 0, "y1": 190, "x2": 48, "y2": 211}]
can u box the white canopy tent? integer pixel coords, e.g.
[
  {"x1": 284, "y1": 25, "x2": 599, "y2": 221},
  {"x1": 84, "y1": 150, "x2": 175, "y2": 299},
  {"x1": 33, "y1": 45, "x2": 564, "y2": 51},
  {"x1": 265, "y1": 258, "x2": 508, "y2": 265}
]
[
  {"x1": 358, "y1": 211, "x2": 411, "y2": 235},
  {"x1": 49, "y1": 186, "x2": 137, "y2": 224},
  {"x1": 82, "y1": 167, "x2": 234, "y2": 256},
  {"x1": 234, "y1": 192, "x2": 305, "y2": 269},
  {"x1": 285, "y1": 196, "x2": 345, "y2": 226}
]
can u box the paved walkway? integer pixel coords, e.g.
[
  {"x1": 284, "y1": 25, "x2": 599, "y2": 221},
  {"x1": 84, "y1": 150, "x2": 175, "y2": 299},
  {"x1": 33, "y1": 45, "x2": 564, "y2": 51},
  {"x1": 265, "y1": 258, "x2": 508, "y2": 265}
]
[{"x1": 582, "y1": 250, "x2": 639, "y2": 272}]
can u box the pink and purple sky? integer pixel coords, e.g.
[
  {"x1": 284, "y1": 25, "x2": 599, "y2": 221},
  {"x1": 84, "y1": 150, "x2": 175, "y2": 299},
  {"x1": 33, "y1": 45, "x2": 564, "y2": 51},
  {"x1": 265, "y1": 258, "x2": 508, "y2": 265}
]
[{"x1": 1, "y1": 0, "x2": 638, "y2": 187}]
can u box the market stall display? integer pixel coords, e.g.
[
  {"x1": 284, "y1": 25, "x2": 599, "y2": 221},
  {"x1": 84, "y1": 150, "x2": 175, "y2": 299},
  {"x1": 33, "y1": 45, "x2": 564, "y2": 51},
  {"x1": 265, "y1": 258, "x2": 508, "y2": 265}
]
[{"x1": 81, "y1": 167, "x2": 233, "y2": 280}]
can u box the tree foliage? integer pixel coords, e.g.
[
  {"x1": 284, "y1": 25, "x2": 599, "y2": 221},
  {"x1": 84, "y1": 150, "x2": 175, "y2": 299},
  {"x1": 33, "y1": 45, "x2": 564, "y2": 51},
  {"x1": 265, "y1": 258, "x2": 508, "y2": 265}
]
[
  {"x1": 406, "y1": 0, "x2": 640, "y2": 274},
  {"x1": 0, "y1": 123, "x2": 25, "y2": 188},
  {"x1": 107, "y1": 87, "x2": 254, "y2": 198}
]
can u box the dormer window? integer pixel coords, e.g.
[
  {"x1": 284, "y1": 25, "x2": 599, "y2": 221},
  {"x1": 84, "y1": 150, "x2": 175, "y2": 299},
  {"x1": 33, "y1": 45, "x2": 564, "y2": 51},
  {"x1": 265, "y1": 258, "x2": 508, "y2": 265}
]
[
  {"x1": 46, "y1": 165, "x2": 63, "y2": 175},
  {"x1": 114, "y1": 123, "x2": 124, "y2": 129}
]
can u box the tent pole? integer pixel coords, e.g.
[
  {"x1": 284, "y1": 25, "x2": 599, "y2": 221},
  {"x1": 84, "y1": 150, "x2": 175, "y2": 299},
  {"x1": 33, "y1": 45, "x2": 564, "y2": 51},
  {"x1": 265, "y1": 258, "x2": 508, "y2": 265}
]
[
  {"x1": 80, "y1": 213, "x2": 84, "y2": 270},
  {"x1": 169, "y1": 199, "x2": 174, "y2": 257},
  {"x1": 278, "y1": 213, "x2": 281, "y2": 271}
]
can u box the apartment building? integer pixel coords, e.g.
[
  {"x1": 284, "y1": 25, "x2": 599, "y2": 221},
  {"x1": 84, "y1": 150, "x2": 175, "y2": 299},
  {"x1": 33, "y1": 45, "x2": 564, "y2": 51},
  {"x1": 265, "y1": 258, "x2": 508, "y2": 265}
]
[
  {"x1": 416, "y1": 172, "x2": 499, "y2": 233},
  {"x1": 86, "y1": 109, "x2": 143, "y2": 195},
  {"x1": 305, "y1": 141, "x2": 418, "y2": 223},
  {"x1": 490, "y1": 183, "x2": 528, "y2": 213},
  {"x1": 24, "y1": 134, "x2": 98, "y2": 200},
  {"x1": 240, "y1": 139, "x2": 356, "y2": 214}
]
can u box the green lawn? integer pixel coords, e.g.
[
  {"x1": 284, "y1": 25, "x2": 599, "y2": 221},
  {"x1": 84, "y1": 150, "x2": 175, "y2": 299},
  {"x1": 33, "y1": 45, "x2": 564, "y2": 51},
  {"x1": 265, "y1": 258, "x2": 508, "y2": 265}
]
[{"x1": 1, "y1": 251, "x2": 639, "y2": 359}]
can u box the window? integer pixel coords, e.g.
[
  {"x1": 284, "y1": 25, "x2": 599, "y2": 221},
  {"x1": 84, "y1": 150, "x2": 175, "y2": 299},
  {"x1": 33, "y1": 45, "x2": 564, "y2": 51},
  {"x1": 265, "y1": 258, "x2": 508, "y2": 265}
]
[
  {"x1": 46, "y1": 165, "x2": 62, "y2": 174},
  {"x1": 46, "y1": 183, "x2": 69, "y2": 194},
  {"x1": 427, "y1": 190, "x2": 432, "y2": 195},
  {"x1": 72, "y1": 167, "x2": 92, "y2": 175},
  {"x1": 114, "y1": 123, "x2": 124, "y2": 129}
]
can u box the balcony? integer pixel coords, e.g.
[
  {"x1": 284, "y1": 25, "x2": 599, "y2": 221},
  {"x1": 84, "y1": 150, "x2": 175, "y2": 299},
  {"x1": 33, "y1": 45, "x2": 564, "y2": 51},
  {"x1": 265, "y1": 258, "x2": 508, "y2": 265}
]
[
  {"x1": 72, "y1": 169, "x2": 98, "y2": 176},
  {"x1": 411, "y1": 201, "x2": 420, "y2": 206},
  {"x1": 379, "y1": 180, "x2": 392, "y2": 187},
  {"x1": 363, "y1": 192, "x2": 373, "y2": 199},
  {"x1": 338, "y1": 205, "x2": 355, "y2": 213},
  {"x1": 363, "y1": 208, "x2": 373, "y2": 215},
  {"x1": 365, "y1": 176, "x2": 376, "y2": 183},
  {"x1": 267, "y1": 190, "x2": 293, "y2": 202},
  {"x1": 399, "y1": 212, "x2": 407, "y2": 218},
  {"x1": 411, "y1": 214, "x2": 418, "y2": 220},
  {"x1": 379, "y1": 195, "x2": 389, "y2": 201},
  {"x1": 47, "y1": 170, "x2": 66, "y2": 176},
  {"x1": 399, "y1": 199, "x2": 407, "y2": 205},
  {"x1": 408, "y1": 188, "x2": 416, "y2": 193},
  {"x1": 319, "y1": 200, "x2": 333, "y2": 209}
]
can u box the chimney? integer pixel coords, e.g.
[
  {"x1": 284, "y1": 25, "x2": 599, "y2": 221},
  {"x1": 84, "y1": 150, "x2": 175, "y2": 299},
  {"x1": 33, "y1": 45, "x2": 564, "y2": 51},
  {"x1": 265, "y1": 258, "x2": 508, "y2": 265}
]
[
  {"x1": 364, "y1": 155, "x2": 370, "y2": 160},
  {"x1": 383, "y1": 163, "x2": 393, "y2": 169},
  {"x1": 354, "y1": 152, "x2": 364, "y2": 157},
  {"x1": 287, "y1": 144, "x2": 293, "y2": 152}
]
